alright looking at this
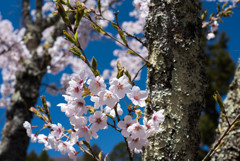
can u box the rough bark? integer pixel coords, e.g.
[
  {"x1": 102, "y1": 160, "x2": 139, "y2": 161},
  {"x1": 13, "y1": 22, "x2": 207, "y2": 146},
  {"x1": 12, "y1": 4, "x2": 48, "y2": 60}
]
[
  {"x1": 211, "y1": 60, "x2": 240, "y2": 161},
  {"x1": 142, "y1": 0, "x2": 206, "y2": 160}
]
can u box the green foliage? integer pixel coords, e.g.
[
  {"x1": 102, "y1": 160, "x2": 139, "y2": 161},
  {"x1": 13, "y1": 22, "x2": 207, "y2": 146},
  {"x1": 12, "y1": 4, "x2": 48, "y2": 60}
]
[
  {"x1": 108, "y1": 142, "x2": 141, "y2": 161},
  {"x1": 26, "y1": 150, "x2": 53, "y2": 161}
]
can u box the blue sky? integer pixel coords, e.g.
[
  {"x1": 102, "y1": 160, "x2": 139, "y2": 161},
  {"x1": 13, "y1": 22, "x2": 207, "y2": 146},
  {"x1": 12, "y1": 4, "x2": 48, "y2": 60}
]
[{"x1": 0, "y1": 0, "x2": 240, "y2": 158}]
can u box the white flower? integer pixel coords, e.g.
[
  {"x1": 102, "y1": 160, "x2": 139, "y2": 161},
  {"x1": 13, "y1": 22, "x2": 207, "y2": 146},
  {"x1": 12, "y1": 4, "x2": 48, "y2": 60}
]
[
  {"x1": 99, "y1": 90, "x2": 119, "y2": 108},
  {"x1": 58, "y1": 141, "x2": 74, "y2": 155},
  {"x1": 66, "y1": 79, "x2": 82, "y2": 98},
  {"x1": 127, "y1": 86, "x2": 147, "y2": 107},
  {"x1": 127, "y1": 136, "x2": 148, "y2": 152},
  {"x1": 87, "y1": 76, "x2": 106, "y2": 95},
  {"x1": 51, "y1": 123, "x2": 63, "y2": 139},
  {"x1": 118, "y1": 115, "x2": 137, "y2": 137},
  {"x1": 70, "y1": 115, "x2": 87, "y2": 129},
  {"x1": 89, "y1": 111, "x2": 108, "y2": 132},
  {"x1": 210, "y1": 21, "x2": 219, "y2": 32},
  {"x1": 207, "y1": 32, "x2": 215, "y2": 40},
  {"x1": 90, "y1": 95, "x2": 102, "y2": 109},
  {"x1": 149, "y1": 109, "x2": 165, "y2": 128},
  {"x1": 127, "y1": 122, "x2": 147, "y2": 139},
  {"x1": 38, "y1": 134, "x2": 48, "y2": 146},
  {"x1": 109, "y1": 75, "x2": 131, "y2": 99},
  {"x1": 57, "y1": 103, "x2": 75, "y2": 117},
  {"x1": 77, "y1": 125, "x2": 98, "y2": 141},
  {"x1": 31, "y1": 134, "x2": 37, "y2": 142},
  {"x1": 23, "y1": 121, "x2": 32, "y2": 137}
]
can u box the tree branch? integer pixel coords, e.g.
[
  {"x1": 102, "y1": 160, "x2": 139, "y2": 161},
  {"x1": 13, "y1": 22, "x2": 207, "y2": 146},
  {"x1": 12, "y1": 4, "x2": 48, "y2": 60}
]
[
  {"x1": 35, "y1": 0, "x2": 43, "y2": 25},
  {"x1": 22, "y1": 0, "x2": 32, "y2": 26}
]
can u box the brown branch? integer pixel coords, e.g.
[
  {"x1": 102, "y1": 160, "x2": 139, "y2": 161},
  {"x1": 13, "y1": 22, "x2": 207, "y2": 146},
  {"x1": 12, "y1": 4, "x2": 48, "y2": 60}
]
[
  {"x1": 42, "y1": 15, "x2": 61, "y2": 30},
  {"x1": 22, "y1": 0, "x2": 32, "y2": 26},
  {"x1": 35, "y1": 0, "x2": 43, "y2": 25}
]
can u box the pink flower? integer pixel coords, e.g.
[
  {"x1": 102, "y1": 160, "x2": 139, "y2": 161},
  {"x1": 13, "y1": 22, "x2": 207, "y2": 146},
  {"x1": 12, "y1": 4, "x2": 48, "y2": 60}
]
[
  {"x1": 51, "y1": 123, "x2": 63, "y2": 139},
  {"x1": 127, "y1": 122, "x2": 147, "y2": 139},
  {"x1": 37, "y1": 134, "x2": 48, "y2": 146},
  {"x1": 118, "y1": 115, "x2": 137, "y2": 137},
  {"x1": 99, "y1": 90, "x2": 119, "y2": 108},
  {"x1": 89, "y1": 111, "x2": 108, "y2": 132},
  {"x1": 87, "y1": 76, "x2": 106, "y2": 95},
  {"x1": 77, "y1": 125, "x2": 98, "y2": 141},
  {"x1": 67, "y1": 79, "x2": 83, "y2": 98},
  {"x1": 127, "y1": 86, "x2": 147, "y2": 107},
  {"x1": 150, "y1": 109, "x2": 165, "y2": 127},
  {"x1": 127, "y1": 136, "x2": 148, "y2": 152},
  {"x1": 23, "y1": 121, "x2": 32, "y2": 137},
  {"x1": 109, "y1": 75, "x2": 132, "y2": 99}
]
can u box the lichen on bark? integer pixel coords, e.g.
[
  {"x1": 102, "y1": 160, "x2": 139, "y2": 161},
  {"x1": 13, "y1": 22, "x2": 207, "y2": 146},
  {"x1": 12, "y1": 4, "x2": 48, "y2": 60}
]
[{"x1": 142, "y1": 0, "x2": 206, "y2": 160}]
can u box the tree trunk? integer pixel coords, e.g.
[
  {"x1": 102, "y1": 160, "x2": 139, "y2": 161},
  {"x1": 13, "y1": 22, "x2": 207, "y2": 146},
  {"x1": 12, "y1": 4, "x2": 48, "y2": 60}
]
[
  {"x1": 211, "y1": 60, "x2": 240, "y2": 161},
  {"x1": 0, "y1": 0, "x2": 64, "y2": 160},
  {"x1": 142, "y1": 0, "x2": 206, "y2": 160},
  {"x1": 0, "y1": 54, "x2": 50, "y2": 161}
]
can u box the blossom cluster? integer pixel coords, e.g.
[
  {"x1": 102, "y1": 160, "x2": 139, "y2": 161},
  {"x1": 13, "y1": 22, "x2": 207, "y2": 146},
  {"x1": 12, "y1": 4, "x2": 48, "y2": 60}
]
[
  {"x1": 24, "y1": 71, "x2": 164, "y2": 160},
  {"x1": 207, "y1": 21, "x2": 219, "y2": 40}
]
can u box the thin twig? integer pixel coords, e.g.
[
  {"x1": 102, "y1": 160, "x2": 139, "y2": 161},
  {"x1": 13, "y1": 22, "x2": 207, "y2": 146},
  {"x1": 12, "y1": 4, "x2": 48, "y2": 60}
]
[{"x1": 131, "y1": 63, "x2": 146, "y2": 83}]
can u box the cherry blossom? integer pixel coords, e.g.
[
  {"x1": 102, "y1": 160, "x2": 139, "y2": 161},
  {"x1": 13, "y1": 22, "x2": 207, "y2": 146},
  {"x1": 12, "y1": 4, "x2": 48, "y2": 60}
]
[
  {"x1": 51, "y1": 123, "x2": 64, "y2": 139},
  {"x1": 127, "y1": 86, "x2": 148, "y2": 107},
  {"x1": 109, "y1": 75, "x2": 131, "y2": 99},
  {"x1": 99, "y1": 90, "x2": 119, "y2": 108},
  {"x1": 127, "y1": 136, "x2": 148, "y2": 153},
  {"x1": 87, "y1": 76, "x2": 106, "y2": 95},
  {"x1": 89, "y1": 111, "x2": 108, "y2": 132},
  {"x1": 118, "y1": 115, "x2": 137, "y2": 137},
  {"x1": 127, "y1": 122, "x2": 147, "y2": 139}
]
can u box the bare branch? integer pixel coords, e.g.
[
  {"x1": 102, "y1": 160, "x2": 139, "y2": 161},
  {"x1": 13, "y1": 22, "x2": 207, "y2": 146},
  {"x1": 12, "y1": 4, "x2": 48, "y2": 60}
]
[{"x1": 22, "y1": 0, "x2": 32, "y2": 26}]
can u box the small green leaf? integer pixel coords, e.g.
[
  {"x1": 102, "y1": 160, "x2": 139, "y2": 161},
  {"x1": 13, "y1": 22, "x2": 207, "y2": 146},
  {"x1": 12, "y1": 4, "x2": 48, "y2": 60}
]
[
  {"x1": 63, "y1": 30, "x2": 75, "y2": 43},
  {"x1": 98, "y1": 151, "x2": 103, "y2": 160},
  {"x1": 124, "y1": 70, "x2": 132, "y2": 81},
  {"x1": 56, "y1": 2, "x2": 71, "y2": 26},
  {"x1": 97, "y1": 0, "x2": 102, "y2": 14},
  {"x1": 91, "y1": 24, "x2": 105, "y2": 35},
  {"x1": 217, "y1": 3, "x2": 221, "y2": 14},
  {"x1": 82, "y1": 140, "x2": 91, "y2": 150},
  {"x1": 74, "y1": 7, "x2": 85, "y2": 32},
  {"x1": 213, "y1": 91, "x2": 225, "y2": 113},
  {"x1": 74, "y1": 31, "x2": 78, "y2": 41},
  {"x1": 209, "y1": 13, "x2": 214, "y2": 20},
  {"x1": 127, "y1": 50, "x2": 137, "y2": 56},
  {"x1": 111, "y1": 22, "x2": 118, "y2": 30},
  {"x1": 222, "y1": 2, "x2": 228, "y2": 10},
  {"x1": 91, "y1": 56, "x2": 97, "y2": 71},
  {"x1": 118, "y1": 29, "x2": 127, "y2": 46},
  {"x1": 37, "y1": 105, "x2": 45, "y2": 113}
]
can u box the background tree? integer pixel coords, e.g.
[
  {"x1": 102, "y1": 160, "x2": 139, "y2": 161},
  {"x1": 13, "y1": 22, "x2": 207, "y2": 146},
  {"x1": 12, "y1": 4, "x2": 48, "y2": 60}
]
[
  {"x1": 26, "y1": 150, "x2": 53, "y2": 161},
  {"x1": 108, "y1": 142, "x2": 141, "y2": 161},
  {"x1": 197, "y1": 31, "x2": 235, "y2": 160}
]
